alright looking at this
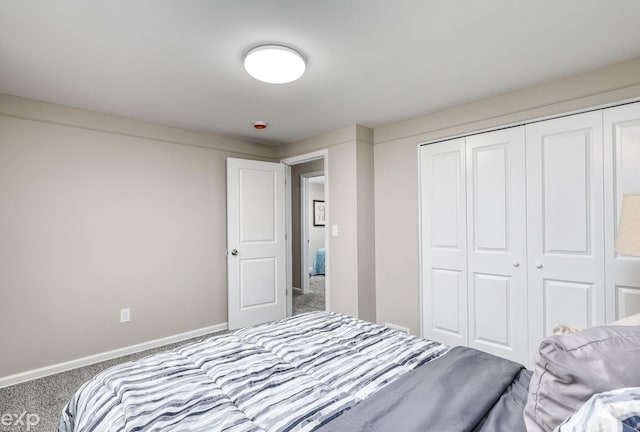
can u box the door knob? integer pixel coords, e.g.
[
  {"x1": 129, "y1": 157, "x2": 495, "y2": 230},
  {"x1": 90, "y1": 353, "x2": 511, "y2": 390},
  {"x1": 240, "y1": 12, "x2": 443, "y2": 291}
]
[
  {"x1": 231, "y1": 249, "x2": 238, "y2": 256},
  {"x1": 512, "y1": 260, "x2": 520, "y2": 267},
  {"x1": 535, "y1": 262, "x2": 543, "y2": 269}
]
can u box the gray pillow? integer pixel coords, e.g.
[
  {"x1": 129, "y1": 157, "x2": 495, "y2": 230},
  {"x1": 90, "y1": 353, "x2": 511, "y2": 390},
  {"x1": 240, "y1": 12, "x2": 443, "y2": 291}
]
[{"x1": 524, "y1": 325, "x2": 640, "y2": 432}]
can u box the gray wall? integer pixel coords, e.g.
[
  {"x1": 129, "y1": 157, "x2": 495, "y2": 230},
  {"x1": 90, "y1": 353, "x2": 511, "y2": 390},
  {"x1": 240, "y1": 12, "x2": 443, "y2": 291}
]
[
  {"x1": 0, "y1": 94, "x2": 276, "y2": 378},
  {"x1": 5, "y1": 54, "x2": 639, "y2": 380},
  {"x1": 373, "y1": 57, "x2": 640, "y2": 334},
  {"x1": 356, "y1": 140, "x2": 375, "y2": 323},
  {"x1": 278, "y1": 125, "x2": 376, "y2": 320},
  {"x1": 290, "y1": 159, "x2": 324, "y2": 288}
]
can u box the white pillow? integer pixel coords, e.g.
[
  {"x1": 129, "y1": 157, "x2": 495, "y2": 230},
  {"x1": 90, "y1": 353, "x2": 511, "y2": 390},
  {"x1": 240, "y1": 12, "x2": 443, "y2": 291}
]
[
  {"x1": 552, "y1": 312, "x2": 640, "y2": 336},
  {"x1": 554, "y1": 387, "x2": 640, "y2": 431},
  {"x1": 552, "y1": 324, "x2": 584, "y2": 335},
  {"x1": 612, "y1": 313, "x2": 640, "y2": 326}
]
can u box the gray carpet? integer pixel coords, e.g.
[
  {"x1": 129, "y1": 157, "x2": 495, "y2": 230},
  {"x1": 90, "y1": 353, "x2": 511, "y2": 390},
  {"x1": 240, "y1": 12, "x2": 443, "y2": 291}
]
[
  {"x1": 0, "y1": 332, "x2": 224, "y2": 432},
  {"x1": 0, "y1": 277, "x2": 325, "y2": 431},
  {"x1": 293, "y1": 275, "x2": 325, "y2": 315}
]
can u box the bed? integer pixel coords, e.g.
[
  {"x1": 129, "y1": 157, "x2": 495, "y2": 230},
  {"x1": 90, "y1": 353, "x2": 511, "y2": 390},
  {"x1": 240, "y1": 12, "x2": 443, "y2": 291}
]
[
  {"x1": 59, "y1": 312, "x2": 640, "y2": 432},
  {"x1": 310, "y1": 247, "x2": 325, "y2": 276}
]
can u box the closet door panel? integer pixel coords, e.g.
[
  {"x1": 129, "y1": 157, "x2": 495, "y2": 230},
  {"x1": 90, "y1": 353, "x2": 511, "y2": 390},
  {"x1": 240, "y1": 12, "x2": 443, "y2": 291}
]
[
  {"x1": 544, "y1": 279, "x2": 594, "y2": 330},
  {"x1": 617, "y1": 286, "x2": 640, "y2": 320},
  {"x1": 526, "y1": 111, "x2": 605, "y2": 357},
  {"x1": 420, "y1": 138, "x2": 468, "y2": 346},
  {"x1": 431, "y1": 268, "x2": 464, "y2": 335},
  {"x1": 472, "y1": 273, "x2": 511, "y2": 347},
  {"x1": 604, "y1": 102, "x2": 640, "y2": 321},
  {"x1": 466, "y1": 127, "x2": 528, "y2": 364},
  {"x1": 542, "y1": 135, "x2": 590, "y2": 253}
]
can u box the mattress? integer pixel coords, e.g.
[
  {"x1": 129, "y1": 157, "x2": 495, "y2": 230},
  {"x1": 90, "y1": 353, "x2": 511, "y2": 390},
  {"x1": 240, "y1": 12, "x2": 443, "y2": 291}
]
[{"x1": 59, "y1": 312, "x2": 448, "y2": 432}]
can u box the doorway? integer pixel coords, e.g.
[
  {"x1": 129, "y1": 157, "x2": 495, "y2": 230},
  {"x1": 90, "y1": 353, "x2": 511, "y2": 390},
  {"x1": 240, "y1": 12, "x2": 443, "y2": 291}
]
[
  {"x1": 296, "y1": 171, "x2": 325, "y2": 314},
  {"x1": 282, "y1": 150, "x2": 329, "y2": 317}
]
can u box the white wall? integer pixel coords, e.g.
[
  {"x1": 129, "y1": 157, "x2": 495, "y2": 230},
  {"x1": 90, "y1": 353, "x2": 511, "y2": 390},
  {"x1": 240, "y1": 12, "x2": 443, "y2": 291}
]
[
  {"x1": 0, "y1": 94, "x2": 276, "y2": 378},
  {"x1": 373, "y1": 57, "x2": 640, "y2": 335}
]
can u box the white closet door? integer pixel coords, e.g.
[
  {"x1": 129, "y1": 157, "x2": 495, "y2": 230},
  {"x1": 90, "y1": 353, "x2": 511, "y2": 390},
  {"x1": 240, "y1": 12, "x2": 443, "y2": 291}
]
[
  {"x1": 465, "y1": 127, "x2": 528, "y2": 364},
  {"x1": 420, "y1": 138, "x2": 468, "y2": 346},
  {"x1": 526, "y1": 111, "x2": 605, "y2": 357},
  {"x1": 604, "y1": 102, "x2": 640, "y2": 321}
]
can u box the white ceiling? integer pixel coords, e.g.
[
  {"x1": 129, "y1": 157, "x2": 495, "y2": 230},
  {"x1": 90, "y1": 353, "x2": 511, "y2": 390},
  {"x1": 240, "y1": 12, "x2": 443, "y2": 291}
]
[{"x1": 1, "y1": 1, "x2": 640, "y2": 146}]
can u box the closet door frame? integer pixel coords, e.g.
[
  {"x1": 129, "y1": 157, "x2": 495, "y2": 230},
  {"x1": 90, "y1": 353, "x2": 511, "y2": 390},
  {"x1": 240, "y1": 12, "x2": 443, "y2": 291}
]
[{"x1": 418, "y1": 98, "x2": 640, "y2": 364}]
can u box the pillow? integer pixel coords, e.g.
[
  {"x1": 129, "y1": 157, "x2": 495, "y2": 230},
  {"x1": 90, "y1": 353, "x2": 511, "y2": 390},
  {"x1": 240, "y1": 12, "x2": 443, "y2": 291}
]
[
  {"x1": 612, "y1": 313, "x2": 640, "y2": 327},
  {"x1": 554, "y1": 387, "x2": 640, "y2": 432},
  {"x1": 552, "y1": 313, "x2": 640, "y2": 336},
  {"x1": 524, "y1": 325, "x2": 640, "y2": 432},
  {"x1": 552, "y1": 324, "x2": 584, "y2": 335}
]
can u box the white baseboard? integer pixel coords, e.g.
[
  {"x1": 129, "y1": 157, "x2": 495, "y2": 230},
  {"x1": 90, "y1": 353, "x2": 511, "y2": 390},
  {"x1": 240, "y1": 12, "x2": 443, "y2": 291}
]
[
  {"x1": 385, "y1": 322, "x2": 411, "y2": 334},
  {"x1": 0, "y1": 322, "x2": 228, "y2": 389}
]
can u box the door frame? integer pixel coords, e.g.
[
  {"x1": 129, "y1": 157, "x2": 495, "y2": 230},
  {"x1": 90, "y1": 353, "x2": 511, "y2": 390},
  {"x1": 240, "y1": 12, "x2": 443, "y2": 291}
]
[
  {"x1": 282, "y1": 150, "x2": 330, "y2": 317},
  {"x1": 301, "y1": 170, "x2": 325, "y2": 294}
]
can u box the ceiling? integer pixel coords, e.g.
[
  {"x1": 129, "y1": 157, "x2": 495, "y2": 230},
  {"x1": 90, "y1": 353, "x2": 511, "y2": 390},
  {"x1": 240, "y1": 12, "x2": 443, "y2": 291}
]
[{"x1": 1, "y1": 1, "x2": 640, "y2": 146}]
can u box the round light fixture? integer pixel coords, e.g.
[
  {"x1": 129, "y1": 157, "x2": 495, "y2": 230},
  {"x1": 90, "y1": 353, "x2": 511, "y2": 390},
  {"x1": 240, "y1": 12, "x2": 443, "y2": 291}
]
[{"x1": 244, "y1": 45, "x2": 306, "y2": 84}]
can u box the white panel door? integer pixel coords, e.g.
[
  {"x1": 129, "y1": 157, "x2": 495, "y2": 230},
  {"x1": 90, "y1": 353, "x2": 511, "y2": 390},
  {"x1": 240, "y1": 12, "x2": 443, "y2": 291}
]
[
  {"x1": 604, "y1": 102, "x2": 640, "y2": 321},
  {"x1": 526, "y1": 111, "x2": 605, "y2": 357},
  {"x1": 420, "y1": 138, "x2": 468, "y2": 347},
  {"x1": 465, "y1": 127, "x2": 528, "y2": 364},
  {"x1": 227, "y1": 158, "x2": 286, "y2": 330}
]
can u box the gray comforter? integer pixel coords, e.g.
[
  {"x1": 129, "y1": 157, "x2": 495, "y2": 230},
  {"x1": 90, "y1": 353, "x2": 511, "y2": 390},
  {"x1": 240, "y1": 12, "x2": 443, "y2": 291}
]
[{"x1": 319, "y1": 346, "x2": 532, "y2": 432}]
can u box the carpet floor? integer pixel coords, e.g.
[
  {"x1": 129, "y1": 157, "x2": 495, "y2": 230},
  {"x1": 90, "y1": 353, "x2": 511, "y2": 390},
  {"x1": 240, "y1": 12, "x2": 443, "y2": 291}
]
[
  {"x1": 1, "y1": 276, "x2": 325, "y2": 431},
  {"x1": 292, "y1": 275, "x2": 326, "y2": 315},
  {"x1": 0, "y1": 333, "x2": 223, "y2": 432}
]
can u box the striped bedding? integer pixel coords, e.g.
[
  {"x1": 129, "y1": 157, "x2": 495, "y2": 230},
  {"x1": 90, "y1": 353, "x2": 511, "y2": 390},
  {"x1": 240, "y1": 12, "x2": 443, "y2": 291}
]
[{"x1": 59, "y1": 312, "x2": 448, "y2": 432}]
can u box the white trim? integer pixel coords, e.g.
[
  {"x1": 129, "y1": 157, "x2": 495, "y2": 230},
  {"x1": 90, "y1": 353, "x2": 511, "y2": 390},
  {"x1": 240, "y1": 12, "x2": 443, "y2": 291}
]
[
  {"x1": 281, "y1": 150, "x2": 326, "y2": 165},
  {"x1": 285, "y1": 164, "x2": 293, "y2": 317},
  {"x1": 0, "y1": 323, "x2": 227, "y2": 388},
  {"x1": 385, "y1": 322, "x2": 411, "y2": 334},
  {"x1": 301, "y1": 170, "x2": 325, "y2": 294},
  {"x1": 416, "y1": 97, "x2": 640, "y2": 148},
  {"x1": 282, "y1": 149, "x2": 330, "y2": 313},
  {"x1": 323, "y1": 151, "x2": 330, "y2": 312},
  {"x1": 417, "y1": 141, "x2": 424, "y2": 339},
  {"x1": 301, "y1": 174, "x2": 309, "y2": 294}
]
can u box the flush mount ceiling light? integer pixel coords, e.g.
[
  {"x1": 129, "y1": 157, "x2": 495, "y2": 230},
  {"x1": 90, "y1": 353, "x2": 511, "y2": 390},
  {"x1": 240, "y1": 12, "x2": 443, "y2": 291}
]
[{"x1": 244, "y1": 45, "x2": 306, "y2": 84}]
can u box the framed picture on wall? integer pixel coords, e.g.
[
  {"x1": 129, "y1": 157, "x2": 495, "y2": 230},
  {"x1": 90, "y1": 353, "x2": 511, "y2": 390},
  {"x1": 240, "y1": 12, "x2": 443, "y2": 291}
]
[{"x1": 313, "y1": 200, "x2": 326, "y2": 226}]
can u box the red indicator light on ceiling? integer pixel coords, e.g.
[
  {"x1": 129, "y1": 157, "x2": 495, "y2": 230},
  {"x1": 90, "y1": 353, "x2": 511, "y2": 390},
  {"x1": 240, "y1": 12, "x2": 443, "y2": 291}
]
[{"x1": 253, "y1": 121, "x2": 267, "y2": 130}]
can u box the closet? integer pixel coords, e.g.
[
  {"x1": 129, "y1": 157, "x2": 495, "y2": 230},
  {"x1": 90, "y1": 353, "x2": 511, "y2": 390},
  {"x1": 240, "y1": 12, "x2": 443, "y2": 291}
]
[{"x1": 420, "y1": 101, "x2": 640, "y2": 366}]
